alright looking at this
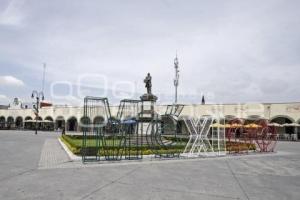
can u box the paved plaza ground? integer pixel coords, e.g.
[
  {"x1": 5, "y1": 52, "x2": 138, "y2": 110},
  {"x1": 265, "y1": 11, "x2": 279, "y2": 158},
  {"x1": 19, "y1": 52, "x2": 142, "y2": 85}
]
[{"x1": 0, "y1": 130, "x2": 299, "y2": 200}]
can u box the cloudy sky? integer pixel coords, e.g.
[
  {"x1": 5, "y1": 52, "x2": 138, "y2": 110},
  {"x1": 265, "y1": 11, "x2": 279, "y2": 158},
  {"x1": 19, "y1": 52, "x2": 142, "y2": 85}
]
[{"x1": 0, "y1": 0, "x2": 299, "y2": 105}]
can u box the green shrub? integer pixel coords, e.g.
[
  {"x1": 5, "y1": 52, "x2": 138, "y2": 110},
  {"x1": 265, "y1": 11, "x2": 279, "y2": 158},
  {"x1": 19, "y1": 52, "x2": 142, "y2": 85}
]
[
  {"x1": 60, "y1": 136, "x2": 81, "y2": 155},
  {"x1": 62, "y1": 135, "x2": 256, "y2": 156}
]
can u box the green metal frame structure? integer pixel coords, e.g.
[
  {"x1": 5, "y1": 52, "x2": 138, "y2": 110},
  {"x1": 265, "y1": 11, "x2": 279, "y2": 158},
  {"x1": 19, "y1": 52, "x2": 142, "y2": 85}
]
[
  {"x1": 82, "y1": 96, "x2": 111, "y2": 162},
  {"x1": 146, "y1": 104, "x2": 186, "y2": 158},
  {"x1": 82, "y1": 96, "x2": 187, "y2": 162},
  {"x1": 117, "y1": 99, "x2": 143, "y2": 160},
  {"x1": 117, "y1": 99, "x2": 141, "y2": 121},
  {"x1": 122, "y1": 120, "x2": 143, "y2": 160}
]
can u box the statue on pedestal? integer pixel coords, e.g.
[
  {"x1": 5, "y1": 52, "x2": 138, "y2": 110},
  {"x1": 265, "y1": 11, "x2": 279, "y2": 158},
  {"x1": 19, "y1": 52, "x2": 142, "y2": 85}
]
[
  {"x1": 144, "y1": 73, "x2": 152, "y2": 94},
  {"x1": 140, "y1": 73, "x2": 157, "y2": 101}
]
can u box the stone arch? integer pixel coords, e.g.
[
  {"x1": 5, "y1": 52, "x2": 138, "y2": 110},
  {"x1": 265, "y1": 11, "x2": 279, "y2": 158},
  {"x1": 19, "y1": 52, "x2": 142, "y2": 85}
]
[
  {"x1": 270, "y1": 115, "x2": 295, "y2": 124},
  {"x1": 55, "y1": 116, "x2": 65, "y2": 130},
  {"x1": 15, "y1": 116, "x2": 23, "y2": 129},
  {"x1": 32, "y1": 116, "x2": 43, "y2": 130},
  {"x1": 297, "y1": 119, "x2": 300, "y2": 140},
  {"x1": 93, "y1": 116, "x2": 105, "y2": 124},
  {"x1": 270, "y1": 115, "x2": 295, "y2": 136},
  {"x1": 35, "y1": 116, "x2": 43, "y2": 121},
  {"x1": 224, "y1": 115, "x2": 238, "y2": 124},
  {"x1": 244, "y1": 115, "x2": 264, "y2": 124},
  {"x1": 24, "y1": 116, "x2": 33, "y2": 129},
  {"x1": 67, "y1": 116, "x2": 78, "y2": 131},
  {"x1": 25, "y1": 116, "x2": 32, "y2": 121},
  {"x1": 247, "y1": 115, "x2": 263, "y2": 120},
  {"x1": 44, "y1": 116, "x2": 54, "y2": 131},
  {"x1": 7, "y1": 116, "x2": 14, "y2": 129},
  {"x1": 0, "y1": 116, "x2": 5, "y2": 129},
  {"x1": 79, "y1": 116, "x2": 91, "y2": 131},
  {"x1": 45, "y1": 116, "x2": 54, "y2": 121},
  {"x1": 225, "y1": 115, "x2": 237, "y2": 120}
]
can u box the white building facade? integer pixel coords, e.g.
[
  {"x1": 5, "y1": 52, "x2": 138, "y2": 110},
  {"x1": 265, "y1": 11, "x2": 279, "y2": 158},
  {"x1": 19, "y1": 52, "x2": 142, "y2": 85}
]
[{"x1": 0, "y1": 102, "x2": 299, "y2": 139}]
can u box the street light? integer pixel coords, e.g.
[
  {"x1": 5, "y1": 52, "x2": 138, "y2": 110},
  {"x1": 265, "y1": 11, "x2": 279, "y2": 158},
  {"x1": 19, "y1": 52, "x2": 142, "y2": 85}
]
[{"x1": 31, "y1": 90, "x2": 44, "y2": 135}]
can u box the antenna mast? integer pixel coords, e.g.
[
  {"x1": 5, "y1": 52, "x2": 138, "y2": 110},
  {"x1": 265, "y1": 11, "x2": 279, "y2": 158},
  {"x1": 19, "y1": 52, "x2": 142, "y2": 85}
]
[
  {"x1": 42, "y1": 63, "x2": 46, "y2": 96},
  {"x1": 174, "y1": 54, "x2": 179, "y2": 104}
]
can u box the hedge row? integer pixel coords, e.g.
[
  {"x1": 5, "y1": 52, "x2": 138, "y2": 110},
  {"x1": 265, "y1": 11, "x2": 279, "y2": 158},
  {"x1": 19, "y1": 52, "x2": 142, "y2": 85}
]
[{"x1": 61, "y1": 135, "x2": 256, "y2": 156}]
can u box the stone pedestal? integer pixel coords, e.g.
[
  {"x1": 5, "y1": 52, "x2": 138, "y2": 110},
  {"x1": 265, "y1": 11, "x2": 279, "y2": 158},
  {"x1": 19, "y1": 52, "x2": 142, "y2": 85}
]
[
  {"x1": 139, "y1": 93, "x2": 158, "y2": 121},
  {"x1": 140, "y1": 93, "x2": 158, "y2": 102},
  {"x1": 138, "y1": 94, "x2": 158, "y2": 137}
]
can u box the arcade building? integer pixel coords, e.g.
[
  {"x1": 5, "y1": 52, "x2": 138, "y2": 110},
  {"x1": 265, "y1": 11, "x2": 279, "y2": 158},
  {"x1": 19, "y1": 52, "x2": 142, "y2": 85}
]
[{"x1": 0, "y1": 98, "x2": 299, "y2": 141}]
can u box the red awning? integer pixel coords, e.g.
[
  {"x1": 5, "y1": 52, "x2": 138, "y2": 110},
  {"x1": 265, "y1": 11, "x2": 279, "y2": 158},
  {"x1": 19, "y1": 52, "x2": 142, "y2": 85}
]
[{"x1": 40, "y1": 102, "x2": 52, "y2": 108}]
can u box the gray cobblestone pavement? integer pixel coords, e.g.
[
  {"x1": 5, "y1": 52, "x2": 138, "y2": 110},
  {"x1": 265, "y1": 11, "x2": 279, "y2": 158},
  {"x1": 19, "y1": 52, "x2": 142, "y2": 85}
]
[
  {"x1": 0, "y1": 130, "x2": 300, "y2": 200},
  {"x1": 38, "y1": 139, "x2": 71, "y2": 169}
]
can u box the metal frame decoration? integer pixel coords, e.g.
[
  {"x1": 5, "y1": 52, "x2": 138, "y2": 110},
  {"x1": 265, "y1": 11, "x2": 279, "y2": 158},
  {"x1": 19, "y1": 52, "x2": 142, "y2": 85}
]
[
  {"x1": 122, "y1": 119, "x2": 143, "y2": 160},
  {"x1": 182, "y1": 116, "x2": 214, "y2": 157},
  {"x1": 225, "y1": 118, "x2": 277, "y2": 154},
  {"x1": 82, "y1": 95, "x2": 278, "y2": 163},
  {"x1": 101, "y1": 119, "x2": 124, "y2": 161},
  {"x1": 254, "y1": 119, "x2": 277, "y2": 152},
  {"x1": 83, "y1": 97, "x2": 146, "y2": 163},
  {"x1": 118, "y1": 99, "x2": 143, "y2": 160},
  {"x1": 82, "y1": 96, "x2": 111, "y2": 162},
  {"x1": 146, "y1": 104, "x2": 186, "y2": 158},
  {"x1": 145, "y1": 118, "x2": 180, "y2": 158},
  {"x1": 226, "y1": 118, "x2": 245, "y2": 154},
  {"x1": 211, "y1": 118, "x2": 226, "y2": 156},
  {"x1": 180, "y1": 116, "x2": 226, "y2": 157},
  {"x1": 117, "y1": 99, "x2": 141, "y2": 121},
  {"x1": 164, "y1": 104, "x2": 184, "y2": 117}
]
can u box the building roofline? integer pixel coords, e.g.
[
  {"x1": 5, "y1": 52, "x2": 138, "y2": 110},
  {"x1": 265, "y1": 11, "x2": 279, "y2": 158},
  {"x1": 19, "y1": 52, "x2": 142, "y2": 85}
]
[
  {"x1": 158, "y1": 102, "x2": 300, "y2": 106},
  {"x1": 1, "y1": 102, "x2": 300, "y2": 110}
]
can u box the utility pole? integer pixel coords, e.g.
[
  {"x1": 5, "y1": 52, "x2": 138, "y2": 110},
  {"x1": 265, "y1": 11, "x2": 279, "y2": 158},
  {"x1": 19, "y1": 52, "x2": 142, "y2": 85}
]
[
  {"x1": 174, "y1": 54, "x2": 179, "y2": 104},
  {"x1": 42, "y1": 63, "x2": 46, "y2": 94}
]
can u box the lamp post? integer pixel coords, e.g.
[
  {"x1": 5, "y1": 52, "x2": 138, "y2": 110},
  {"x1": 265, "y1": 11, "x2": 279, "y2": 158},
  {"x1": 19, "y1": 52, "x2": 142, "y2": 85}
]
[{"x1": 31, "y1": 90, "x2": 44, "y2": 135}]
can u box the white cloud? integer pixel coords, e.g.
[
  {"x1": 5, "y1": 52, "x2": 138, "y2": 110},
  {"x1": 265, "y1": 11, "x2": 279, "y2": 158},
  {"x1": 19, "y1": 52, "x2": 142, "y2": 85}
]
[
  {"x1": 0, "y1": 0, "x2": 26, "y2": 26},
  {"x1": 0, "y1": 94, "x2": 9, "y2": 104},
  {"x1": 0, "y1": 75, "x2": 25, "y2": 87},
  {"x1": 0, "y1": 1, "x2": 300, "y2": 104},
  {"x1": 0, "y1": 94, "x2": 8, "y2": 99}
]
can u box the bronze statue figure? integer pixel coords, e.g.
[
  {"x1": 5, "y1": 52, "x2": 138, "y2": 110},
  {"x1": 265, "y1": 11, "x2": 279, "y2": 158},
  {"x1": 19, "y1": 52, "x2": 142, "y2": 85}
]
[
  {"x1": 144, "y1": 73, "x2": 152, "y2": 94},
  {"x1": 140, "y1": 72, "x2": 157, "y2": 101}
]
